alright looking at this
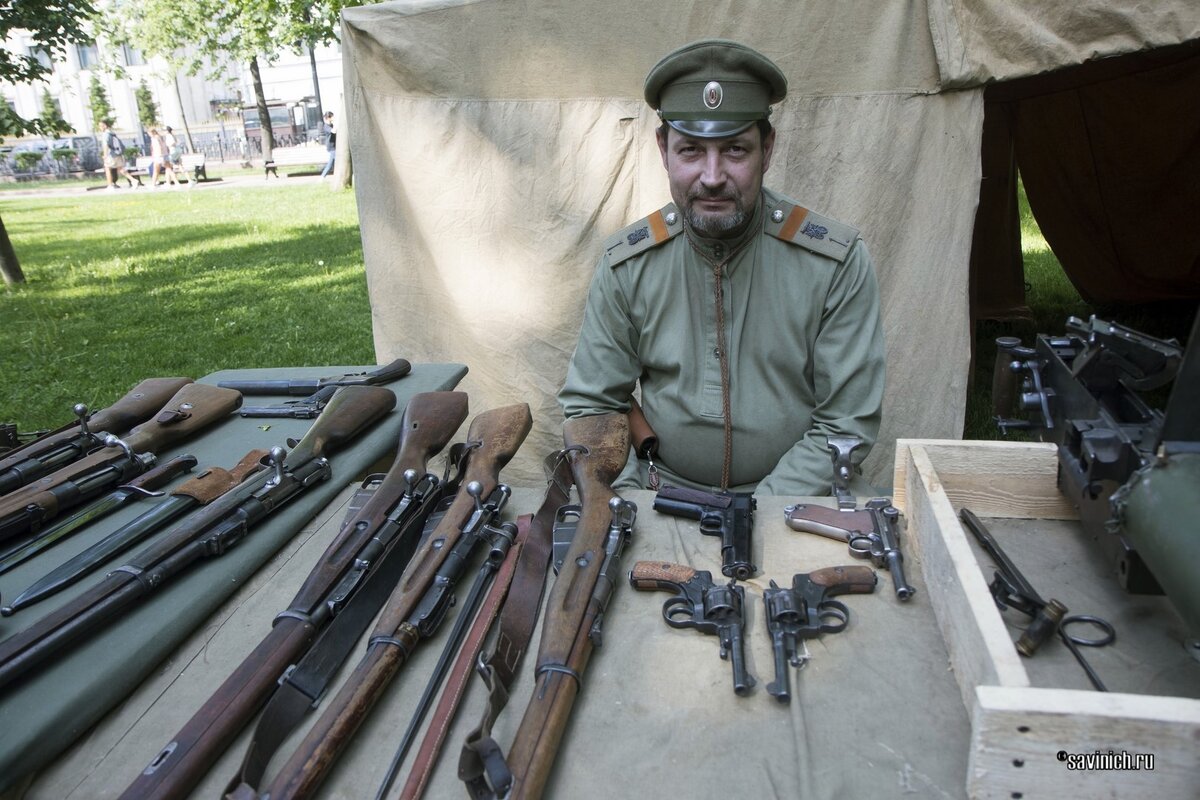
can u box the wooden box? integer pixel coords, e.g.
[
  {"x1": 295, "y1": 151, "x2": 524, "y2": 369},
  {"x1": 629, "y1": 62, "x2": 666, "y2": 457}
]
[{"x1": 893, "y1": 439, "x2": 1200, "y2": 799}]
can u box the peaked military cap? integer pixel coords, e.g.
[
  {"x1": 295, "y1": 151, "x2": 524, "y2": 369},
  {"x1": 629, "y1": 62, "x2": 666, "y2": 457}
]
[{"x1": 644, "y1": 39, "x2": 787, "y2": 138}]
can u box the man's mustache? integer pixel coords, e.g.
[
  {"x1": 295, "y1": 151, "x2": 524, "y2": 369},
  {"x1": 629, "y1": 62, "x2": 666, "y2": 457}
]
[{"x1": 689, "y1": 190, "x2": 738, "y2": 203}]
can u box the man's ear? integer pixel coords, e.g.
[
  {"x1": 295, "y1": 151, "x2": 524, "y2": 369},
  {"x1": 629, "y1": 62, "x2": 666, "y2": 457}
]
[
  {"x1": 761, "y1": 127, "x2": 777, "y2": 175},
  {"x1": 656, "y1": 126, "x2": 670, "y2": 171}
]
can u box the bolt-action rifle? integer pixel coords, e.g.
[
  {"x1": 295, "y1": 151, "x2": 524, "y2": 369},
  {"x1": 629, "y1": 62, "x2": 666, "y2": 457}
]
[
  {"x1": 471, "y1": 414, "x2": 637, "y2": 800},
  {"x1": 0, "y1": 377, "x2": 193, "y2": 496},
  {"x1": 0, "y1": 383, "x2": 242, "y2": 543},
  {"x1": 0, "y1": 385, "x2": 396, "y2": 693},
  {"x1": 237, "y1": 403, "x2": 532, "y2": 800},
  {"x1": 119, "y1": 391, "x2": 469, "y2": 800},
  {"x1": 217, "y1": 358, "x2": 411, "y2": 396}
]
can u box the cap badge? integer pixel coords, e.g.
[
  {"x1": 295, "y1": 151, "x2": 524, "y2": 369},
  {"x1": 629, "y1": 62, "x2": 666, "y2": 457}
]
[{"x1": 703, "y1": 81, "x2": 723, "y2": 110}]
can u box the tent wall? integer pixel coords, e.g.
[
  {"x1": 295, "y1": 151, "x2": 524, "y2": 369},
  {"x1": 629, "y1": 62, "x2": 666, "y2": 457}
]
[
  {"x1": 343, "y1": 0, "x2": 1196, "y2": 486},
  {"x1": 928, "y1": 0, "x2": 1200, "y2": 87}
]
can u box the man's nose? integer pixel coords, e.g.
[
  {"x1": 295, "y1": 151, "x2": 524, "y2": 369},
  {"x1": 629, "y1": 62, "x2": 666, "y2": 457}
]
[{"x1": 699, "y1": 150, "x2": 725, "y2": 187}]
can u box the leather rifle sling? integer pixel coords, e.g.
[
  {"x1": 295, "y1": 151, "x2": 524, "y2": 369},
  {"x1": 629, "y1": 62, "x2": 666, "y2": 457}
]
[
  {"x1": 456, "y1": 454, "x2": 573, "y2": 799},
  {"x1": 227, "y1": 471, "x2": 452, "y2": 793},
  {"x1": 396, "y1": 514, "x2": 532, "y2": 799}
]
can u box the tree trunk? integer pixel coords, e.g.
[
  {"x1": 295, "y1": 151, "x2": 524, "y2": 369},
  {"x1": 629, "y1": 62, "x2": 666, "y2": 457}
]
[
  {"x1": 249, "y1": 56, "x2": 274, "y2": 162},
  {"x1": 308, "y1": 44, "x2": 323, "y2": 117},
  {"x1": 172, "y1": 71, "x2": 196, "y2": 152},
  {"x1": 0, "y1": 214, "x2": 25, "y2": 286}
]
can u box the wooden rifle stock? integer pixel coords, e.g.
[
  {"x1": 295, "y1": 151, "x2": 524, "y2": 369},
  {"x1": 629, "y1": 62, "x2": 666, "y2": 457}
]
[
  {"x1": 0, "y1": 377, "x2": 193, "y2": 483},
  {"x1": 259, "y1": 403, "x2": 532, "y2": 800},
  {"x1": 504, "y1": 414, "x2": 632, "y2": 800},
  {"x1": 119, "y1": 392, "x2": 468, "y2": 800},
  {"x1": 0, "y1": 386, "x2": 394, "y2": 693},
  {"x1": 0, "y1": 383, "x2": 242, "y2": 538}
]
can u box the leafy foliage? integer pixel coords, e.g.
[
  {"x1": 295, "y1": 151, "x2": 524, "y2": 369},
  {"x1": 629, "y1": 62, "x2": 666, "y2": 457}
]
[
  {"x1": 88, "y1": 74, "x2": 115, "y2": 127},
  {"x1": 0, "y1": 0, "x2": 97, "y2": 137},
  {"x1": 39, "y1": 93, "x2": 73, "y2": 136},
  {"x1": 134, "y1": 80, "x2": 159, "y2": 129}
]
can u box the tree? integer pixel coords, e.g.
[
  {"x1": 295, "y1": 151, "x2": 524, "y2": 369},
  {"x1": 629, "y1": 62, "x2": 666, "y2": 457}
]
[
  {"x1": 0, "y1": 0, "x2": 98, "y2": 286},
  {"x1": 88, "y1": 74, "x2": 115, "y2": 128},
  {"x1": 134, "y1": 80, "x2": 159, "y2": 129},
  {"x1": 111, "y1": 0, "x2": 373, "y2": 163},
  {"x1": 39, "y1": 93, "x2": 73, "y2": 136}
]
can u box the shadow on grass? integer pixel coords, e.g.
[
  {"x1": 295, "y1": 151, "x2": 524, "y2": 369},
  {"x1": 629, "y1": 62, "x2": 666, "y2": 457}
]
[{"x1": 1, "y1": 220, "x2": 375, "y2": 424}]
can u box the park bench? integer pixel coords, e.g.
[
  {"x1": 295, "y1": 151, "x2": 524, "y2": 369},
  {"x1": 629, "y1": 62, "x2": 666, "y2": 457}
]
[
  {"x1": 128, "y1": 153, "x2": 206, "y2": 184},
  {"x1": 180, "y1": 153, "x2": 208, "y2": 182},
  {"x1": 263, "y1": 144, "x2": 328, "y2": 178}
]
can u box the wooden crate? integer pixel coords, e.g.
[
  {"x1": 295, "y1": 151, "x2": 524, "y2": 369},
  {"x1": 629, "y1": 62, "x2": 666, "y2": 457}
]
[{"x1": 893, "y1": 439, "x2": 1200, "y2": 799}]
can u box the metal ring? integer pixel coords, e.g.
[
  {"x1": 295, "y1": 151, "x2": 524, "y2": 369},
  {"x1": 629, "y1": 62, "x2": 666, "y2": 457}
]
[{"x1": 1061, "y1": 614, "x2": 1116, "y2": 647}]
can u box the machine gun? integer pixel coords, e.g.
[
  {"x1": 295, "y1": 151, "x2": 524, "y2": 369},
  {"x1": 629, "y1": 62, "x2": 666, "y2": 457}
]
[{"x1": 991, "y1": 312, "x2": 1200, "y2": 634}]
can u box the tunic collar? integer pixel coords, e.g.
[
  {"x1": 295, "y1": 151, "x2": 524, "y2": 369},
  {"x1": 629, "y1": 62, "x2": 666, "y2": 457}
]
[{"x1": 683, "y1": 192, "x2": 764, "y2": 264}]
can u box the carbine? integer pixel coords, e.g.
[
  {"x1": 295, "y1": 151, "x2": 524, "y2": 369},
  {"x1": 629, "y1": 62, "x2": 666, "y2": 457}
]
[
  {"x1": 0, "y1": 383, "x2": 242, "y2": 543},
  {"x1": 242, "y1": 402, "x2": 532, "y2": 800},
  {"x1": 119, "y1": 392, "x2": 469, "y2": 800},
  {"x1": 217, "y1": 358, "x2": 411, "y2": 395},
  {"x1": 0, "y1": 385, "x2": 395, "y2": 692},
  {"x1": 479, "y1": 413, "x2": 637, "y2": 800},
  {"x1": 0, "y1": 377, "x2": 193, "y2": 496}
]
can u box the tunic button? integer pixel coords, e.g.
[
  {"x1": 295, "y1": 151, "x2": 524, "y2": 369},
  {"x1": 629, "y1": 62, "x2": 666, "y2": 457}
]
[
  {"x1": 713, "y1": 244, "x2": 725, "y2": 258},
  {"x1": 771, "y1": 209, "x2": 785, "y2": 223},
  {"x1": 665, "y1": 212, "x2": 678, "y2": 226}
]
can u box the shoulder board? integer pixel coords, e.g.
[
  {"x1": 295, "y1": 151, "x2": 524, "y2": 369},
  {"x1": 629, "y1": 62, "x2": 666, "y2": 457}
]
[
  {"x1": 603, "y1": 204, "x2": 683, "y2": 267},
  {"x1": 764, "y1": 199, "x2": 859, "y2": 262}
]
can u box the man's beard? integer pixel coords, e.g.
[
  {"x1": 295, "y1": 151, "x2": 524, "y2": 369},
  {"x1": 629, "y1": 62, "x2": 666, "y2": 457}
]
[{"x1": 685, "y1": 191, "x2": 751, "y2": 238}]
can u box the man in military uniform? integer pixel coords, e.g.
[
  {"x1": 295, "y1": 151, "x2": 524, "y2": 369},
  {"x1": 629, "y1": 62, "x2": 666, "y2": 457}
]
[{"x1": 558, "y1": 39, "x2": 885, "y2": 496}]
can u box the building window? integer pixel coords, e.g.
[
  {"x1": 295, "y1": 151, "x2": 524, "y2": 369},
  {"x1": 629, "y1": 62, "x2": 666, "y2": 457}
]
[
  {"x1": 77, "y1": 41, "x2": 99, "y2": 69},
  {"x1": 122, "y1": 45, "x2": 145, "y2": 67},
  {"x1": 29, "y1": 46, "x2": 52, "y2": 70}
]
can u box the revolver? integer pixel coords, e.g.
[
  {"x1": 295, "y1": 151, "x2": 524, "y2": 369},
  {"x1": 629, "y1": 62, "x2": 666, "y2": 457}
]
[
  {"x1": 628, "y1": 561, "x2": 755, "y2": 696},
  {"x1": 784, "y1": 499, "x2": 914, "y2": 601},
  {"x1": 652, "y1": 486, "x2": 756, "y2": 579},
  {"x1": 763, "y1": 565, "x2": 877, "y2": 702}
]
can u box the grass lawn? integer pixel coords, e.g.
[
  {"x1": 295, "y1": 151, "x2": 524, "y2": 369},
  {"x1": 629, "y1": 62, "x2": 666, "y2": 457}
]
[{"x1": 0, "y1": 181, "x2": 374, "y2": 428}]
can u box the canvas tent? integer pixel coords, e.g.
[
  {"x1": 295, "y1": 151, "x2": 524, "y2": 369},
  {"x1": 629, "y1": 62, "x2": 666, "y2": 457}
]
[{"x1": 342, "y1": 0, "x2": 1200, "y2": 488}]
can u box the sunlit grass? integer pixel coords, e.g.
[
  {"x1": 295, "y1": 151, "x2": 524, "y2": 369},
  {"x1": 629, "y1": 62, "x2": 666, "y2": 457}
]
[{"x1": 0, "y1": 182, "x2": 374, "y2": 428}]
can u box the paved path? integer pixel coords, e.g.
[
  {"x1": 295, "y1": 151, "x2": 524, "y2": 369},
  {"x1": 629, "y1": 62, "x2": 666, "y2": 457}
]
[{"x1": 0, "y1": 170, "x2": 335, "y2": 202}]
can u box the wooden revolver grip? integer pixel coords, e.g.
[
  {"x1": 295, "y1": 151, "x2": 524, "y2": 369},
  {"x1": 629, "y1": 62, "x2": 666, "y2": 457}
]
[
  {"x1": 808, "y1": 565, "x2": 878, "y2": 594},
  {"x1": 629, "y1": 560, "x2": 696, "y2": 592}
]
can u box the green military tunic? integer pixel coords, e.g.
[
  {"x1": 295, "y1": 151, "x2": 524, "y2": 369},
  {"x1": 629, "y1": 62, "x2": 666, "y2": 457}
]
[{"x1": 559, "y1": 185, "x2": 885, "y2": 496}]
